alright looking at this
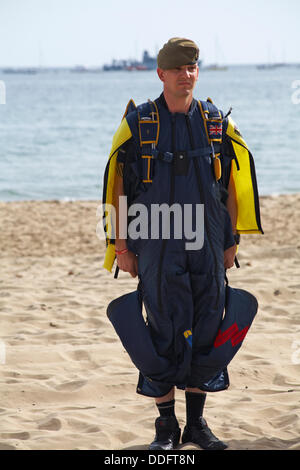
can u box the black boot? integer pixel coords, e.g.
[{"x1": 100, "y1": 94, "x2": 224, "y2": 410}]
[
  {"x1": 149, "y1": 416, "x2": 181, "y2": 450},
  {"x1": 182, "y1": 417, "x2": 227, "y2": 450}
]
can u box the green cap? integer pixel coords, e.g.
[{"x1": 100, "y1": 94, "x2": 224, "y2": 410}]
[{"x1": 157, "y1": 37, "x2": 199, "y2": 70}]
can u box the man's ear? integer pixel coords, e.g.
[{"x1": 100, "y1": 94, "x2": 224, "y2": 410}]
[{"x1": 157, "y1": 67, "x2": 165, "y2": 82}]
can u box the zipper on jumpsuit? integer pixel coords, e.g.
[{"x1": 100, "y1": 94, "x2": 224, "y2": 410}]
[
  {"x1": 185, "y1": 114, "x2": 221, "y2": 308},
  {"x1": 157, "y1": 113, "x2": 176, "y2": 314},
  {"x1": 157, "y1": 112, "x2": 221, "y2": 313}
]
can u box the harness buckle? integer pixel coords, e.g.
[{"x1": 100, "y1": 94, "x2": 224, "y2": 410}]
[{"x1": 163, "y1": 152, "x2": 173, "y2": 163}]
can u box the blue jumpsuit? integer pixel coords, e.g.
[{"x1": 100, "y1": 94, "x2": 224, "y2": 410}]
[{"x1": 108, "y1": 94, "x2": 257, "y2": 397}]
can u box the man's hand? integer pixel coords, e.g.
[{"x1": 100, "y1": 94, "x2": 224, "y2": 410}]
[
  {"x1": 116, "y1": 251, "x2": 138, "y2": 278},
  {"x1": 224, "y1": 244, "x2": 237, "y2": 269}
]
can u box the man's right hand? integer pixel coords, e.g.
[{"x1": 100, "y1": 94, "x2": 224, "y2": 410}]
[{"x1": 116, "y1": 251, "x2": 138, "y2": 278}]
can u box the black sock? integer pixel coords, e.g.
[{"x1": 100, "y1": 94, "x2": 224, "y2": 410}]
[
  {"x1": 185, "y1": 391, "x2": 206, "y2": 425},
  {"x1": 156, "y1": 399, "x2": 175, "y2": 417}
]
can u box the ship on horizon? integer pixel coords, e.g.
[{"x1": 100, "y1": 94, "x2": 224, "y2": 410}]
[
  {"x1": 103, "y1": 50, "x2": 202, "y2": 71},
  {"x1": 2, "y1": 67, "x2": 38, "y2": 74},
  {"x1": 103, "y1": 50, "x2": 157, "y2": 71}
]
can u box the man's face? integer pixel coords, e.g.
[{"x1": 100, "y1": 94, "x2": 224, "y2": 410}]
[{"x1": 157, "y1": 64, "x2": 199, "y2": 98}]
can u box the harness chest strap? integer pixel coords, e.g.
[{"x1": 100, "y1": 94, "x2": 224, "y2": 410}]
[
  {"x1": 138, "y1": 99, "x2": 222, "y2": 181},
  {"x1": 151, "y1": 147, "x2": 213, "y2": 162}
]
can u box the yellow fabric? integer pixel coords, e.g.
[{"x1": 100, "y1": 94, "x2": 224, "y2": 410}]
[
  {"x1": 213, "y1": 155, "x2": 222, "y2": 181},
  {"x1": 109, "y1": 117, "x2": 133, "y2": 162},
  {"x1": 228, "y1": 125, "x2": 262, "y2": 234},
  {"x1": 226, "y1": 116, "x2": 248, "y2": 148},
  {"x1": 102, "y1": 108, "x2": 133, "y2": 272},
  {"x1": 226, "y1": 116, "x2": 262, "y2": 234},
  {"x1": 103, "y1": 243, "x2": 116, "y2": 272}
]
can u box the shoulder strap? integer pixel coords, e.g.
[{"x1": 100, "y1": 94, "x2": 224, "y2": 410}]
[
  {"x1": 198, "y1": 98, "x2": 223, "y2": 144},
  {"x1": 137, "y1": 100, "x2": 160, "y2": 184},
  {"x1": 198, "y1": 98, "x2": 223, "y2": 180}
]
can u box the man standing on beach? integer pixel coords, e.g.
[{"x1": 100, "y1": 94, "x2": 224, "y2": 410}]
[{"x1": 104, "y1": 37, "x2": 261, "y2": 450}]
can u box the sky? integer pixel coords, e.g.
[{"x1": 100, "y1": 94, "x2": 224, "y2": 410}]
[{"x1": 0, "y1": 0, "x2": 300, "y2": 67}]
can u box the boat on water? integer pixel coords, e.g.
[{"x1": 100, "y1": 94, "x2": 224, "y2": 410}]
[
  {"x1": 103, "y1": 50, "x2": 157, "y2": 71},
  {"x1": 70, "y1": 65, "x2": 103, "y2": 73},
  {"x1": 103, "y1": 51, "x2": 202, "y2": 71},
  {"x1": 125, "y1": 64, "x2": 148, "y2": 71},
  {"x1": 202, "y1": 63, "x2": 227, "y2": 71},
  {"x1": 257, "y1": 63, "x2": 280, "y2": 70},
  {"x1": 256, "y1": 62, "x2": 295, "y2": 70},
  {"x1": 103, "y1": 60, "x2": 128, "y2": 71},
  {"x1": 2, "y1": 67, "x2": 38, "y2": 74},
  {"x1": 201, "y1": 36, "x2": 227, "y2": 72}
]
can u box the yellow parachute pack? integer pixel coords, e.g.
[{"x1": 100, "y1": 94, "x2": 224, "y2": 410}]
[{"x1": 225, "y1": 115, "x2": 263, "y2": 235}]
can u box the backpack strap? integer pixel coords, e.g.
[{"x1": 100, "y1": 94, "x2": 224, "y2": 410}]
[
  {"x1": 137, "y1": 99, "x2": 159, "y2": 184},
  {"x1": 198, "y1": 98, "x2": 223, "y2": 181}
]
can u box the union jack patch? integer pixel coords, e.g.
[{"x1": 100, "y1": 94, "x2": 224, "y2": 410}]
[{"x1": 208, "y1": 122, "x2": 222, "y2": 139}]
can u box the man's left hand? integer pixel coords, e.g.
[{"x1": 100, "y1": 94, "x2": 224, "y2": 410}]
[{"x1": 224, "y1": 244, "x2": 237, "y2": 269}]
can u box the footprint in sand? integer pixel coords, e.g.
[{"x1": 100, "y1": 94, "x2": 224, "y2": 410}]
[
  {"x1": 38, "y1": 417, "x2": 62, "y2": 431},
  {"x1": 0, "y1": 443, "x2": 17, "y2": 450},
  {"x1": 54, "y1": 380, "x2": 87, "y2": 391},
  {"x1": 273, "y1": 373, "x2": 298, "y2": 387},
  {"x1": 66, "y1": 417, "x2": 100, "y2": 433},
  {"x1": 271, "y1": 413, "x2": 299, "y2": 429},
  {"x1": 238, "y1": 422, "x2": 262, "y2": 435},
  {"x1": 0, "y1": 432, "x2": 30, "y2": 440},
  {"x1": 67, "y1": 350, "x2": 91, "y2": 361}
]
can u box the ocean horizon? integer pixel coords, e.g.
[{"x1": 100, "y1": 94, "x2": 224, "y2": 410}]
[{"x1": 1, "y1": 65, "x2": 300, "y2": 201}]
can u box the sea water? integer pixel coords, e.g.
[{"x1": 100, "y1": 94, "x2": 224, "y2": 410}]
[{"x1": 0, "y1": 65, "x2": 299, "y2": 201}]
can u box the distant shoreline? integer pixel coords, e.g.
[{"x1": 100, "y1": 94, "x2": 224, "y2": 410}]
[
  {"x1": 1, "y1": 63, "x2": 300, "y2": 73},
  {"x1": 1, "y1": 191, "x2": 300, "y2": 204}
]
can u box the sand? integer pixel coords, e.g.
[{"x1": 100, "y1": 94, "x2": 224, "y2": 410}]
[{"x1": 0, "y1": 195, "x2": 299, "y2": 450}]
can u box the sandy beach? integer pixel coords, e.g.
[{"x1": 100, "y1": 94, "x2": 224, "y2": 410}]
[{"x1": 0, "y1": 194, "x2": 299, "y2": 450}]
